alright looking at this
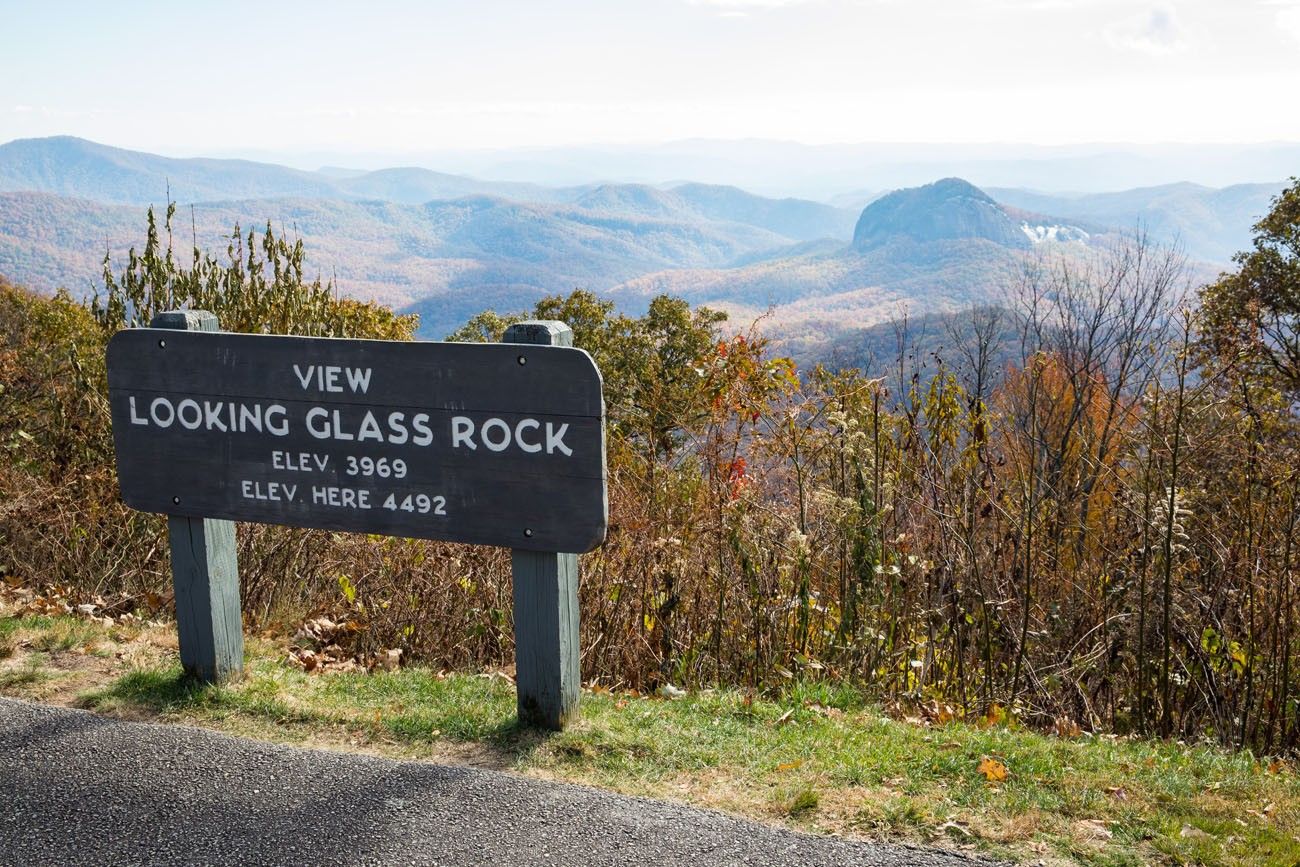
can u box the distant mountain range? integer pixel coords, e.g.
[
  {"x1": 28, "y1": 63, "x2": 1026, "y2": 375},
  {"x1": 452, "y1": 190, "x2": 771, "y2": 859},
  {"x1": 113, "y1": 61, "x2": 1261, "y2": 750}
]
[
  {"x1": 606, "y1": 178, "x2": 1098, "y2": 359},
  {"x1": 0, "y1": 136, "x2": 1285, "y2": 361},
  {"x1": 212, "y1": 139, "x2": 1300, "y2": 200},
  {"x1": 0, "y1": 137, "x2": 855, "y2": 240},
  {"x1": 987, "y1": 182, "x2": 1281, "y2": 263}
]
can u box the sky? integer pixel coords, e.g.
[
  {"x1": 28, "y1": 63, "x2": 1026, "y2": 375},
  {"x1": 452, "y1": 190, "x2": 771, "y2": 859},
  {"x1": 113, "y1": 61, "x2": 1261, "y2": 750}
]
[{"x1": 2, "y1": 0, "x2": 1299, "y2": 158}]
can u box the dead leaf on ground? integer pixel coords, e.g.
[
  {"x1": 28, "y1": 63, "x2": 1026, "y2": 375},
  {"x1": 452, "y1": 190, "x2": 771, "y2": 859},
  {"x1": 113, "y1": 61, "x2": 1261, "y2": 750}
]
[
  {"x1": 977, "y1": 756, "x2": 1008, "y2": 782},
  {"x1": 923, "y1": 700, "x2": 957, "y2": 724},
  {"x1": 289, "y1": 647, "x2": 318, "y2": 671},
  {"x1": 775, "y1": 708, "x2": 795, "y2": 726},
  {"x1": 1246, "y1": 802, "x2": 1277, "y2": 822},
  {"x1": 1180, "y1": 824, "x2": 1212, "y2": 840}
]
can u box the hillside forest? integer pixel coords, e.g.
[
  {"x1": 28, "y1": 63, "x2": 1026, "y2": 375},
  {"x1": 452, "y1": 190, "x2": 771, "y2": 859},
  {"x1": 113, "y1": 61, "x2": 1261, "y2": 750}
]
[{"x1": 3, "y1": 179, "x2": 1300, "y2": 754}]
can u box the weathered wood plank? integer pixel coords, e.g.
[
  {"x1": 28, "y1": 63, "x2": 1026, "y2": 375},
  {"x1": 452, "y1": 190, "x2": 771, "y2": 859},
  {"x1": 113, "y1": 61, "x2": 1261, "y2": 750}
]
[
  {"x1": 506, "y1": 321, "x2": 582, "y2": 730},
  {"x1": 106, "y1": 328, "x2": 608, "y2": 553},
  {"x1": 168, "y1": 515, "x2": 243, "y2": 683},
  {"x1": 511, "y1": 549, "x2": 580, "y2": 730},
  {"x1": 153, "y1": 311, "x2": 244, "y2": 684},
  {"x1": 106, "y1": 330, "x2": 603, "y2": 415}
]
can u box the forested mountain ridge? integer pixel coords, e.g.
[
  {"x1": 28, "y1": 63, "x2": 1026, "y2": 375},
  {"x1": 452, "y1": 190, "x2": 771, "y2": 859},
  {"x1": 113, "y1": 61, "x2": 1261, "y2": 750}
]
[
  {"x1": 0, "y1": 135, "x2": 1283, "y2": 361},
  {"x1": 608, "y1": 178, "x2": 1106, "y2": 361},
  {"x1": 988, "y1": 181, "x2": 1285, "y2": 263},
  {"x1": 853, "y1": 177, "x2": 1035, "y2": 250},
  {"x1": 0, "y1": 136, "x2": 340, "y2": 204},
  {"x1": 0, "y1": 136, "x2": 858, "y2": 242}
]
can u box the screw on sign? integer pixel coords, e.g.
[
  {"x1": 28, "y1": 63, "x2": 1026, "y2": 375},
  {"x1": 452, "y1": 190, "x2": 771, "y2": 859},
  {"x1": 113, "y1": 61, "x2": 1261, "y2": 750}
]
[{"x1": 107, "y1": 312, "x2": 606, "y2": 730}]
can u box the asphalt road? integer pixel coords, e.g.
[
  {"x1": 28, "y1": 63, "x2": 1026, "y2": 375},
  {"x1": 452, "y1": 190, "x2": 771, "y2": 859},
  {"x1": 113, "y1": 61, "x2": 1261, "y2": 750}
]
[{"x1": 0, "y1": 699, "x2": 999, "y2": 866}]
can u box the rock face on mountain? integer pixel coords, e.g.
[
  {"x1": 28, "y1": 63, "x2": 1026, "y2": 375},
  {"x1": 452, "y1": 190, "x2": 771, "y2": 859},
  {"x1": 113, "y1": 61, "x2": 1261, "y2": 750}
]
[{"x1": 852, "y1": 177, "x2": 1031, "y2": 251}]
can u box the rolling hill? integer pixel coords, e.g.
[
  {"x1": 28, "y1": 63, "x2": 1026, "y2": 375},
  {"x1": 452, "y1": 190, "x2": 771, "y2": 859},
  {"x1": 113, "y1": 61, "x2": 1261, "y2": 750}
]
[
  {"x1": 0, "y1": 137, "x2": 859, "y2": 242},
  {"x1": 608, "y1": 178, "x2": 1097, "y2": 360},
  {"x1": 987, "y1": 182, "x2": 1282, "y2": 263},
  {"x1": 0, "y1": 136, "x2": 1282, "y2": 365},
  {"x1": 0, "y1": 190, "x2": 802, "y2": 336},
  {"x1": 0, "y1": 136, "x2": 340, "y2": 205}
]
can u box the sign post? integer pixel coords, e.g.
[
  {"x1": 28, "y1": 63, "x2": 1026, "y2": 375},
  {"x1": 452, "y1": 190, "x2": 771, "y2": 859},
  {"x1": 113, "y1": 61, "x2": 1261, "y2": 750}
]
[
  {"x1": 106, "y1": 312, "x2": 607, "y2": 725},
  {"x1": 152, "y1": 311, "x2": 244, "y2": 684},
  {"x1": 503, "y1": 322, "x2": 583, "y2": 730}
]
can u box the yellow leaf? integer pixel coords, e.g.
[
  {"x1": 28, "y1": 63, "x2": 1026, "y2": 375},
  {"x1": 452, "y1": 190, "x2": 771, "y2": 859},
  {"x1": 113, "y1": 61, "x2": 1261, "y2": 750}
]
[
  {"x1": 776, "y1": 759, "x2": 804, "y2": 772},
  {"x1": 977, "y1": 757, "x2": 1008, "y2": 782}
]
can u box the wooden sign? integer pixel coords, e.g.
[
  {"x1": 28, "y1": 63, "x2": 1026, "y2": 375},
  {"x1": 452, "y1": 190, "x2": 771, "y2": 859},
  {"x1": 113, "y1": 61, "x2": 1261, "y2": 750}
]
[{"x1": 107, "y1": 329, "x2": 608, "y2": 553}]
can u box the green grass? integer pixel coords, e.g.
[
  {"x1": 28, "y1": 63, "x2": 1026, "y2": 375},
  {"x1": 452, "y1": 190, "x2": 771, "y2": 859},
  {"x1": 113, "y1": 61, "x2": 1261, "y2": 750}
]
[
  {"x1": 75, "y1": 659, "x2": 1300, "y2": 865},
  {"x1": 0, "y1": 657, "x2": 47, "y2": 688},
  {"x1": 3, "y1": 612, "x2": 1299, "y2": 865},
  {"x1": 0, "y1": 614, "x2": 51, "y2": 658},
  {"x1": 28, "y1": 617, "x2": 104, "y2": 653}
]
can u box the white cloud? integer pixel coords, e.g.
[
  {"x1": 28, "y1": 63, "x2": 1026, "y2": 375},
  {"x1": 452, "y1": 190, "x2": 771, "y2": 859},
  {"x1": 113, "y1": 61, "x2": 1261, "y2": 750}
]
[
  {"x1": 984, "y1": 0, "x2": 1108, "y2": 8},
  {"x1": 687, "y1": 0, "x2": 816, "y2": 6},
  {"x1": 1105, "y1": 5, "x2": 1188, "y2": 55},
  {"x1": 1276, "y1": 3, "x2": 1300, "y2": 44}
]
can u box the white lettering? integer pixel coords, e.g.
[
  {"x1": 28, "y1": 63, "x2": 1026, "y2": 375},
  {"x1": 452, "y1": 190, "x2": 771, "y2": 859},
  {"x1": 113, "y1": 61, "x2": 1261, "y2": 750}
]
[
  {"x1": 273, "y1": 451, "x2": 329, "y2": 472},
  {"x1": 203, "y1": 401, "x2": 228, "y2": 432},
  {"x1": 129, "y1": 396, "x2": 148, "y2": 426},
  {"x1": 481, "y1": 418, "x2": 511, "y2": 452},
  {"x1": 345, "y1": 367, "x2": 372, "y2": 394},
  {"x1": 451, "y1": 416, "x2": 476, "y2": 449},
  {"x1": 149, "y1": 398, "x2": 175, "y2": 428},
  {"x1": 305, "y1": 407, "x2": 331, "y2": 439},
  {"x1": 410, "y1": 413, "x2": 434, "y2": 447},
  {"x1": 330, "y1": 410, "x2": 354, "y2": 440},
  {"x1": 241, "y1": 481, "x2": 297, "y2": 502},
  {"x1": 515, "y1": 418, "x2": 542, "y2": 453},
  {"x1": 238, "y1": 404, "x2": 263, "y2": 433},
  {"x1": 387, "y1": 412, "x2": 408, "y2": 445},
  {"x1": 546, "y1": 422, "x2": 572, "y2": 456},
  {"x1": 265, "y1": 405, "x2": 289, "y2": 436},
  {"x1": 311, "y1": 485, "x2": 370, "y2": 509},
  {"x1": 293, "y1": 364, "x2": 314, "y2": 390},
  {"x1": 357, "y1": 411, "x2": 384, "y2": 443},
  {"x1": 176, "y1": 399, "x2": 203, "y2": 429}
]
